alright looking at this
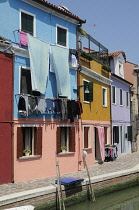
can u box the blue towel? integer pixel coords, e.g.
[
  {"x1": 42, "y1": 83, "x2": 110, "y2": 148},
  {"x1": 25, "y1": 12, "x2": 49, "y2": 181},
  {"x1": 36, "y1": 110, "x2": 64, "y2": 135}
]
[
  {"x1": 55, "y1": 177, "x2": 84, "y2": 185},
  {"x1": 51, "y1": 45, "x2": 71, "y2": 98},
  {"x1": 28, "y1": 34, "x2": 50, "y2": 94}
]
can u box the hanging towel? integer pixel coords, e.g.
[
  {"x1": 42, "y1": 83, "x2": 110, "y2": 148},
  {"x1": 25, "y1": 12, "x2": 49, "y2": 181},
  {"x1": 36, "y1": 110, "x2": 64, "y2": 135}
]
[
  {"x1": 71, "y1": 54, "x2": 78, "y2": 67},
  {"x1": 19, "y1": 31, "x2": 28, "y2": 47},
  {"x1": 51, "y1": 45, "x2": 71, "y2": 98},
  {"x1": 97, "y1": 126, "x2": 105, "y2": 161},
  {"x1": 27, "y1": 34, "x2": 49, "y2": 94}
]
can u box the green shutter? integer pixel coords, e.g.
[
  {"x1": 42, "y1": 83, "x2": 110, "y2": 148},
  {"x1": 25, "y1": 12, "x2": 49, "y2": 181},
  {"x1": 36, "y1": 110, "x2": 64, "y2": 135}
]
[
  {"x1": 21, "y1": 12, "x2": 33, "y2": 35},
  {"x1": 57, "y1": 27, "x2": 66, "y2": 47},
  {"x1": 89, "y1": 82, "x2": 93, "y2": 102}
]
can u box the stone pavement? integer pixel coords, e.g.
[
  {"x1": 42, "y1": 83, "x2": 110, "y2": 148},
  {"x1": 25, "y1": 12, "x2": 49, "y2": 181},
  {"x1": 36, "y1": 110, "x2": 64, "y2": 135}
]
[{"x1": 0, "y1": 151, "x2": 139, "y2": 198}]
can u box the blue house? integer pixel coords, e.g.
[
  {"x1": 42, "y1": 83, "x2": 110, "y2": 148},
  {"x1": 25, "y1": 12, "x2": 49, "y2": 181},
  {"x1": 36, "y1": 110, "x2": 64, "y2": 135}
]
[{"x1": 0, "y1": 0, "x2": 85, "y2": 183}]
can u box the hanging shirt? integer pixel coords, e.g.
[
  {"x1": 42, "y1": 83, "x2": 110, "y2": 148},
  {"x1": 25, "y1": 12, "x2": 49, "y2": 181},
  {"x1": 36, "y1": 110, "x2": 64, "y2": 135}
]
[
  {"x1": 46, "y1": 98, "x2": 54, "y2": 113},
  {"x1": 38, "y1": 98, "x2": 46, "y2": 113},
  {"x1": 18, "y1": 95, "x2": 29, "y2": 116}
]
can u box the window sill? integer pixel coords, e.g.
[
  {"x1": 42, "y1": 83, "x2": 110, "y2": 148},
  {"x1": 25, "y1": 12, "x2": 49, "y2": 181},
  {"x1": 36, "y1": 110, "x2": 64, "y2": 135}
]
[
  {"x1": 83, "y1": 101, "x2": 90, "y2": 104},
  {"x1": 103, "y1": 105, "x2": 108, "y2": 108},
  {"x1": 19, "y1": 155, "x2": 41, "y2": 160},
  {"x1": 84, "y1": 147, "x2": 92, "y2": 151},
  {"x1": 58, "y1": 152, "x2": 75, "y2": 156}
]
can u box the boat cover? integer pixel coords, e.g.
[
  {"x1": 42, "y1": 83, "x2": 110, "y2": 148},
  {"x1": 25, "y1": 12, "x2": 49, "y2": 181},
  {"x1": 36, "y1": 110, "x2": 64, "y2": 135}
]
[{"x1": 55, "y1": 177, "x2": 84, "y2": 185}]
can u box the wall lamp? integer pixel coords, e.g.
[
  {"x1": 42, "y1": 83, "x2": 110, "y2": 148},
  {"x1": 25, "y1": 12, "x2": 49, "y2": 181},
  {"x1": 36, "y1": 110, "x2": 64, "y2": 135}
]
[{"x1": 77, "y1": 82, "x2": 93, "y2": 94}]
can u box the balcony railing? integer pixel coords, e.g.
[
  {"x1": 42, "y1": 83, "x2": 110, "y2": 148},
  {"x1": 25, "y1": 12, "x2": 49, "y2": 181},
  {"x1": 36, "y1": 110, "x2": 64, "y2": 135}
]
[{"x1": 79, "y1": 32, "x2": 109, "y2": 66}]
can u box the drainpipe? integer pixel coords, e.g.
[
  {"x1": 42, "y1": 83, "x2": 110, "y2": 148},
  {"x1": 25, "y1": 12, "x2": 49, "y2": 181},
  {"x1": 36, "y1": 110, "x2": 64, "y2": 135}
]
[{"x1": 11, "y1": 50, "x2": 15, "y2": 183}]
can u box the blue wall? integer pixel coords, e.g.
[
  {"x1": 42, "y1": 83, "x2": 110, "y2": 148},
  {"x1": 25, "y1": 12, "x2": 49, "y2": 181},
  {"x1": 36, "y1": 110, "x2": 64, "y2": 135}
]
[
  {"x1": 0, "y1": 0, "x2": 77, "y2": 48},
  {"x1": 5, "y1": 0, "x2": 79, "y2": 118}
]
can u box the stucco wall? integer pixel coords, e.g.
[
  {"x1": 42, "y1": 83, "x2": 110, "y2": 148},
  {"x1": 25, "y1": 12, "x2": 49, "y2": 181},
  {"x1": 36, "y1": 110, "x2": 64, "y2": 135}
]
[{"x1": 13, "y1": 119, "x2": 95, "y2": 182}]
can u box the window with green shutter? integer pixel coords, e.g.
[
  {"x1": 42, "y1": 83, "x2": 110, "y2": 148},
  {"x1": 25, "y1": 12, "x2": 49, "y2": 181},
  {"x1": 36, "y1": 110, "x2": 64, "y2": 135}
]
[
  {"x1": 57, "y1": 26, "x2": 67, "y2": 47},
  {"x1": 83, "y1": 81, "x2": 93, "y2": 102},
  {"x1": 21, "y1": 12, "x2": 34, "y2": 35}
]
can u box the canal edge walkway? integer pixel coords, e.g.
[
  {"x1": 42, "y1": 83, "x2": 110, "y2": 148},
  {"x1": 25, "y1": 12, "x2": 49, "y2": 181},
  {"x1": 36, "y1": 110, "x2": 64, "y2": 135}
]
[{"x1": 0, "y1": 151, "x2": 139, "y2": 208}]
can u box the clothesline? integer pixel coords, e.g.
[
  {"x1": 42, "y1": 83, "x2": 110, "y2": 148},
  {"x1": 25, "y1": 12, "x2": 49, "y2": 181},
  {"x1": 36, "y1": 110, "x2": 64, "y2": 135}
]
[
  {"x1": 15, "y1": 94, "x2": 78, "y2": 101},
  {"x1": 17, "y1": 94, "x2": 83, "y2": 122}
]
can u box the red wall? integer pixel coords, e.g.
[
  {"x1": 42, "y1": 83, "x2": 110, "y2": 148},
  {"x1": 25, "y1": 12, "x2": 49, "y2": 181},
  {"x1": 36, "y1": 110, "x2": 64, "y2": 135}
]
[{"x1": 0, "y1": 52, "x2": 13, "y2": 184}]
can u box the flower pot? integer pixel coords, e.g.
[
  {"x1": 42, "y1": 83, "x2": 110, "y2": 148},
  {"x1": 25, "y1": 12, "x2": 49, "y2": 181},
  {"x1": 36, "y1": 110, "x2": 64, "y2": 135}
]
[
  {"x1": 62, "y1": 150, "x2": 66, "y2": 153},
  {"x1": 25, "y1": 153, "x2": 30, "y2": 156}
]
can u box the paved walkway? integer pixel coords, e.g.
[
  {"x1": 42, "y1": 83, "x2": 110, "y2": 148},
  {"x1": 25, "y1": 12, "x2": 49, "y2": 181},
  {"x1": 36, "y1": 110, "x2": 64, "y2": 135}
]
[{"x1": 0, "y1": 151, "x2": 139, "y2": 198}]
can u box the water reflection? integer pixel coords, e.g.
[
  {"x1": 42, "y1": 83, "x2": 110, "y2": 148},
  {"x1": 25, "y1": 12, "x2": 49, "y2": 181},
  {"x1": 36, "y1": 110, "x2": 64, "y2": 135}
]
[{"x1": 67, "y1": 185, "x2": 139, "y2": 210}]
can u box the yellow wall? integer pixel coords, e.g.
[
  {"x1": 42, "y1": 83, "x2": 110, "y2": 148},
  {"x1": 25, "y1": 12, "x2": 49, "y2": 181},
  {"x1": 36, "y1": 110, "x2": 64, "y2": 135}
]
[{"x1": 80, "y1": 58, "x2": 111, "y2": 122}]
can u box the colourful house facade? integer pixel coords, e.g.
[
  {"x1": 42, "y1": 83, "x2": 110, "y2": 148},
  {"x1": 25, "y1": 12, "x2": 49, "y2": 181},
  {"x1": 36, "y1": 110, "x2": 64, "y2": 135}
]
[
  {"x1": 109, "y1": 51, "x2": 132, "y2": 156},
  {"x1": 79, "y1": 56, "x2": 112, "y2": 163},
  {"x1": 0, "y1": 0, "x2": 86, "y2": 182}
]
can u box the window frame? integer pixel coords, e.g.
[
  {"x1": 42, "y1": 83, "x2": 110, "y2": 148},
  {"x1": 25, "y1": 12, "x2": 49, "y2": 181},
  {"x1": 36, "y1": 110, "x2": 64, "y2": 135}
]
[
  {"x1": 19, "y1": 66, "x2": 32, "y2": 94},
  {"x1": 20, "y1": 9, "x2": 36, "y2": 36},
  {"x1": 56, "y1": 24, "x2": 68, "y2": 48},
  {"x1": 120, "y1": 88, "x2": 123, "y2": 106},
  {"x1": 83, "y1": 125, "x2": 91, "y2": 149},
  {"x1": 56, "y1": 126, "x2": 75, "y2": 154},
  {"x1": 126, "y1": 91, "x2": 129, "y2": 107},
  {"x1": 102, "y1": 87, "x2": 107, "y2": 107},
  {"x1": 83, "y1": 79, "x2": 90, "y2": 103},
  {"x1": 113, "y1": 125, "x2": 119, "y2": 144},
  {"x1": 17, "y1": 125, "x2": 42, "y2": 159},
  {"x1": 112, "y1": 85, "x2": 116, "y2": 105}
]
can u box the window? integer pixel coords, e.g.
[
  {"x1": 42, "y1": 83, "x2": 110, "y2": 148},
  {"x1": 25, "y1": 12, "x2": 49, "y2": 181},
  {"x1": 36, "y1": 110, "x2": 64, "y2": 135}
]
[
  {"x1": 57, "y1": 25, "x2": 67, "y2": 47},
  {"x1": 83, "y1": 80, "x2": 93, "y2": 102},
  {"x1": 112, "y1": 86, "x2": 116, "y2": 104},
  {"x1": 104, "y1": 127, "x2": 107, "y2": 144},
  {"x1": 17, "y1": 126, "x2": 42, "y2": 158},
  {"x1": 20, "y1": 68, "x2": 32, "y2": 94},
  {"x1": 120, "y1": 89, "x2": 123, "y2": 105},
  {"x1": 102, "y1": 87, "x2": 107, "y2": 107},
  {"x1": 126, "y1": 92, "x2": 129, "y2": 107},
  {"x1": 21, "y1": 11, "x2": 34, "y2": 35},
  {"x1": 56, "y1": 126, "x2": 75, "y2": 153},
  {"x1": 84, "y1": 126, "x2": 91, "y2": 148},
  {"x1": 113, "y1": 126, "x2": 119, "y2": 144},
  {"x1": 127, "y1": 126, "x2": 132, "y2": 141}
]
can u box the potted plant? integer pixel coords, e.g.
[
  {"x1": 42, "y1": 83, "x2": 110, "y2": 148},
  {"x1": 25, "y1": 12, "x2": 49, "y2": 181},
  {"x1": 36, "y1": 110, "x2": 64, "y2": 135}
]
[
  {"x1": 23, "y1": 149, "x2": 31, "y2": 156},
  {"x1": 61, "y1": 146, "x2": 67, "y2": 153}
]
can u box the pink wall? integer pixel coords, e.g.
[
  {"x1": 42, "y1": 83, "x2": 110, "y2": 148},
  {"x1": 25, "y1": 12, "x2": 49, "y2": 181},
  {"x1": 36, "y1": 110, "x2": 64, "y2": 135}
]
[{"x1": 13, "y1": 119, "x2": 110, "y2": 182}]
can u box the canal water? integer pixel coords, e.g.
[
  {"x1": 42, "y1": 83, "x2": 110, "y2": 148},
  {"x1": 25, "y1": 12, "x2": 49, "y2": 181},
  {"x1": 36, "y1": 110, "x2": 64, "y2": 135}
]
[{"x1": 66, "y1": 185, "x2": 139, "y2": 210}]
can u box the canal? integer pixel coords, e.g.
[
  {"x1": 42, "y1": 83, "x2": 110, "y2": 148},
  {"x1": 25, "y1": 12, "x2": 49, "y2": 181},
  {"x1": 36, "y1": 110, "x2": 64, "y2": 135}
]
[{"x1": 66, "y1": 185, "x2": 139, "y2": 210}]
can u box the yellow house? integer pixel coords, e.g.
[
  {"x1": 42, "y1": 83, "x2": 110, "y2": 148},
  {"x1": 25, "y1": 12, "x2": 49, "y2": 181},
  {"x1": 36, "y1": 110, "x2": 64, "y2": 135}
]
[{"x1": 79, "y1": 56, "x2": 112, "y2": 163}]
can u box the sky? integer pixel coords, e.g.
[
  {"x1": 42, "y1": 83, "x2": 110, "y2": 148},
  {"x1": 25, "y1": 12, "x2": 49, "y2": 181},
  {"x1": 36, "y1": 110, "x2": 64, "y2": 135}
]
[{"x1": 49, "y1": 0, "x2": 139, "y2": 64}]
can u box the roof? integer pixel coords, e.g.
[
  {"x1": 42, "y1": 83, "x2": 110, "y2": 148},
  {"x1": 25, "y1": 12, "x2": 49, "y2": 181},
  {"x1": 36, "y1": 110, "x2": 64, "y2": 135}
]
[
  {"x1": 108, "y1": 51, "x2": 126, "y2": 60},
  {"x1": 31, "y1": 0, "x2": 86, "y2": 23}
]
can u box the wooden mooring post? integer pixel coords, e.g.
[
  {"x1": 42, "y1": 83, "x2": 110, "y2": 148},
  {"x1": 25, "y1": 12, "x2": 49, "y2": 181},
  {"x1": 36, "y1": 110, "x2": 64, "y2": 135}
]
[
  {"x1": 83, "y1": 150, "x2": 95, "y2": 202},
  {"x1": 56, "y1": 154, "x2": 65, "y2": 210}
]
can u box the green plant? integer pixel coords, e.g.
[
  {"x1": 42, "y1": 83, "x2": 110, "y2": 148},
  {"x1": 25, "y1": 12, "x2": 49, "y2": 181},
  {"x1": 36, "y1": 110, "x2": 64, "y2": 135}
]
[
  {"x1": 23, "y1": 149, "x2": 31, "y2": 154},
  {"x1": 102, "y1": 64, "x2": 111, "y2": 72},
  {"x1": 78, "y1": 27, "x2": 87, "y2": 37},
  {"x1": 61, "y1": 146, "x2": 67, "y2": 151}
]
